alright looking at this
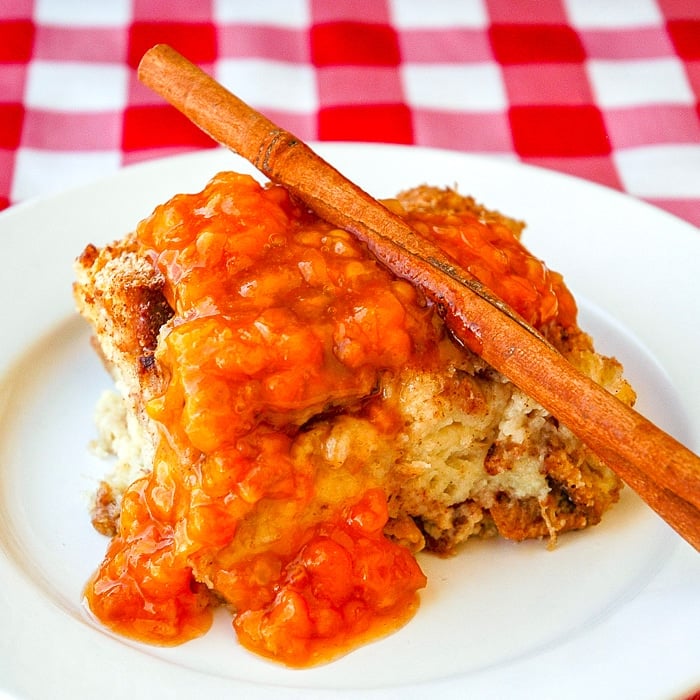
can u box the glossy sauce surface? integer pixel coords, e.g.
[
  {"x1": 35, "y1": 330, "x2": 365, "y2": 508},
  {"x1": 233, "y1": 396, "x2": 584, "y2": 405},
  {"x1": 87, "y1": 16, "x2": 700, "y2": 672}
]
[{"x1": 85, "y1": 173, "x2": 576, "y2": 666}]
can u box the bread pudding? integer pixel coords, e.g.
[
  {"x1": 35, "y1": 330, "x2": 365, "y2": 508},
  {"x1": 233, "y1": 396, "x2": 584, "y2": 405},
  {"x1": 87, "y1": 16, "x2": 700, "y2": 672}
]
[{"x1": 73, "y1": 171, "x2": 635, "y2": 666}]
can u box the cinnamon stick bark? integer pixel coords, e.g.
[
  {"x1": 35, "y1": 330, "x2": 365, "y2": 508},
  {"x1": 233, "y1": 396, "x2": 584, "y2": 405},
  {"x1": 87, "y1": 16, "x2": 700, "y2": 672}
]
[{"x1": 138, "y1": 44, "x2": 700, "y2": 551}]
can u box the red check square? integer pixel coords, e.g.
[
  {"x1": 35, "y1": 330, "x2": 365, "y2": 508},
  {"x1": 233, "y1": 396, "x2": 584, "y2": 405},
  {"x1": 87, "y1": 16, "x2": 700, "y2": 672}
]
[
  {"x1": 509, "y1": 105, "x2": 610, "y2": 157},
  {"x1": 489, "y1": 24, "x2": 585, "y2": 64},
  {"x1": 685, "y1": 62, "x2": 700, "y2": 100},
  {"x1": 0, "y1": 104, "x2": 24, "y2": 149},
  {"x1": 0, "y1": 149, "x2": 13, "y2": 211},
  {"x1": 667, "y1": 20, "x2": 700, "y2": 60},
  {"x1": 128, "y1": 22, "x2": 217, "y2": 69},
  {"x1": 122, "y1": 104, "x2": 218, "y2": 151},
  {"x1": 311, "y1": 22, "x2": 400, "y2": 66},
  {"x1": 318, "y1": 104, "x2": 412, "y2": 143},
  {"x1": 0, "y1": 20, "x2": 34, "y2": 63}
]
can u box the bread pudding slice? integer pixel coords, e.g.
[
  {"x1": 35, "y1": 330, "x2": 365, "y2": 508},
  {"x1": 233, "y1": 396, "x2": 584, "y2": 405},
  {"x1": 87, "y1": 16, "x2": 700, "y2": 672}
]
[{"x1": 74, "y1": 172, "x2": 635, "y2": 665}]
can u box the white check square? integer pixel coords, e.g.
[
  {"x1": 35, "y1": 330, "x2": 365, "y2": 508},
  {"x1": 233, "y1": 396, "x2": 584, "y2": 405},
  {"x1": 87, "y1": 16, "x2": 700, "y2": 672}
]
[
  {"x1": 216, "y1": 59, "x2": 317, "y2": 113},
  {"x1": 34, "y1": 0, "x2": 131, "y2": 26},
  {"x1": 565, "y1": 0, "x2": 661, "y2": 28},
  {"x1": 26, "y1": 61, "x2": 129, "y2": 112},
  {"x1": 402, "y1": 63, "x2": 507, "y2": 111},
  {"x1": 587, "y1": 58, "x2": 694, "y2": 108},
  {"x1": 11, "y1": 149, "x2": 121, "y2": 202},
  {"x1": 390, "y1": 0, "x2": 488, "y2": 28},
  {"x1": 213, "y1": 0, "x2": 310, "y2": 27},
  {"x1": 615, "y1": 145, "x2": 700, "y2": 198}
]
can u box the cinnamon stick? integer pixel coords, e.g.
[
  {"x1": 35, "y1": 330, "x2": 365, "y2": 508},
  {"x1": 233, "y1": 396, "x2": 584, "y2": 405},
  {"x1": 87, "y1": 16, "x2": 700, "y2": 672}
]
[{"x1": 138, "y1": 44, "x2": 700, "y2": 551}]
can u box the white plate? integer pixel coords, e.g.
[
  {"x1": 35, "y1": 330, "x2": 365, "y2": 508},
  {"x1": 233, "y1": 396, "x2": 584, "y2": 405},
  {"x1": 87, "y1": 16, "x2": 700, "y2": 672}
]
[{"x1": 1, "y1": 145, "x2": 699, "y2": 700}]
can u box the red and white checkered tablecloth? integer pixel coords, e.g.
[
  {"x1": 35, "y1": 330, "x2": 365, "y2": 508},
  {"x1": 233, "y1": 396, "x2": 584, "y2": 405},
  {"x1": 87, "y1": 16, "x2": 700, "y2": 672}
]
[{"x1": 1, "y1": 1, "x2": 699, "y2": 229}]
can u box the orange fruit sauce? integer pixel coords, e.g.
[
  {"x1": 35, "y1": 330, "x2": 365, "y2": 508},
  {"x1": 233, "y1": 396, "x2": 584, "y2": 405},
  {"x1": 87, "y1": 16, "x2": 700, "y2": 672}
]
[{"x1": 84, "y1": 172, "x2": 576, "y2": 666}]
